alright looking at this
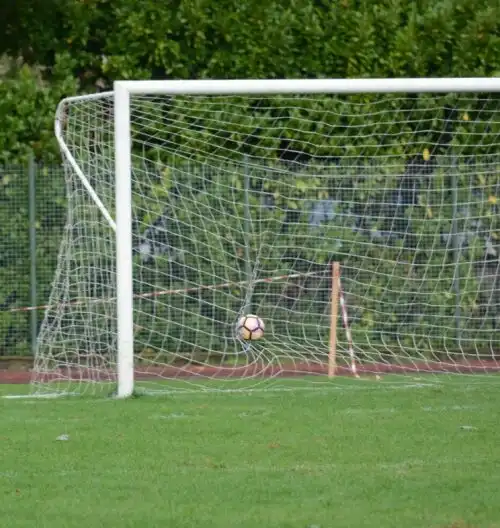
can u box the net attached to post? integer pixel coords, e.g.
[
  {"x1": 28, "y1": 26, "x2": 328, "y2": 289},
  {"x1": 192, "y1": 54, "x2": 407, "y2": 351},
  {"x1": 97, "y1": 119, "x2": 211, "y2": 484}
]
[{"x1": 34, "y1": 87, "x2": 500, "y2": 395}]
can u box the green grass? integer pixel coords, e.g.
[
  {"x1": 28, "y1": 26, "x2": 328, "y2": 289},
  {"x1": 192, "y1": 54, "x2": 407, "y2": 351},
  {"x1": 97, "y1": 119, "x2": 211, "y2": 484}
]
[{"x1": 1, "y1": 377, "x2": 500, "y2": 528}]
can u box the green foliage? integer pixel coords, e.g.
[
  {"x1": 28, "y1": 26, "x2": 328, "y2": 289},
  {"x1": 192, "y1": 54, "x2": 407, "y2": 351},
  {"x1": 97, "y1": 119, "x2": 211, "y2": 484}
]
[
  {"x1": 0, "y1": 60, "x2": 78, "y2": 163},
  {"x1": 4, "y1": 0, "x2": 500, "y2": 85},
  {"x1": 1, "y1": 0, "x2": 500, "y2": 164}
]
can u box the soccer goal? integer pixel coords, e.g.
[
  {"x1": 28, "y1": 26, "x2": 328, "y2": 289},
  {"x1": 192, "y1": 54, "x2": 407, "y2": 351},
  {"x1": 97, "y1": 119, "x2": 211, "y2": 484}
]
[{"x1": 35, "y1": 78, "x2": 500, "y2": 397}]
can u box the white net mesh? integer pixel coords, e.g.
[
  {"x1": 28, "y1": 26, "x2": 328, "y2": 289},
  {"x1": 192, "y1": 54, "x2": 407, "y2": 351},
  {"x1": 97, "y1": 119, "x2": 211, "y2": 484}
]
[{"x1": 34, "y1": 89, "x2": 500, "y2": 394}]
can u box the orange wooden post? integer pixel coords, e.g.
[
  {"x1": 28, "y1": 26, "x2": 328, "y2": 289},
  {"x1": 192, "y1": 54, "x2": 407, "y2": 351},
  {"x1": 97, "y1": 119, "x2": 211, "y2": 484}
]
[{"x1": 328, "y1": 262, "x2": 340, "y2": 378}]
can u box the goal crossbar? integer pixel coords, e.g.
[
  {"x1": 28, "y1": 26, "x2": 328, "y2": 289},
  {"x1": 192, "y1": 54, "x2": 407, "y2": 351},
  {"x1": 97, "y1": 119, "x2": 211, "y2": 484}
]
[{"x1": 117, "y1": 78, "x2": 500, "y2": 95}]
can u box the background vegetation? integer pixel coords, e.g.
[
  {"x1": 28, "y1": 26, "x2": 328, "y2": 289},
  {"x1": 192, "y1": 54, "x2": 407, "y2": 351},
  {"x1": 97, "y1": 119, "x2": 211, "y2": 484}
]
[{"x1": 1, "y1": 0, "x2": 500, "y2": 358}]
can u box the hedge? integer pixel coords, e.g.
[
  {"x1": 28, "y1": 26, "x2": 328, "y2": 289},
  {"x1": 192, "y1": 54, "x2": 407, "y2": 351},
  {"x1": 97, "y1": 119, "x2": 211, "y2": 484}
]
[{"x1": 2, "y1": 0, "x2": 500, "y2": 165}]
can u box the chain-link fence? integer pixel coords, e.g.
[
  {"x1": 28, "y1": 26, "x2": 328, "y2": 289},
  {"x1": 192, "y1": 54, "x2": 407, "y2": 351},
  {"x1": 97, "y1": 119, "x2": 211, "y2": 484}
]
[
  {"x1": 0, "y1": 160, "x2": 66, "y2": 356},
  {"x1": 2, "y1": 157, "x2": 500, "y2": 360}
]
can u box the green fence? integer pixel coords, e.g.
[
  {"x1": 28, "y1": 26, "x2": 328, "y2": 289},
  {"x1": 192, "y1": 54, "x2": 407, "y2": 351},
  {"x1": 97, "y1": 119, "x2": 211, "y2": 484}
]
[
  {"x1": 0, "y1": 160, "x2": 66, "y2": 356},
  {"x1": 1, "y1": 157, "x2": 499, "y2": 359},
  {"x1": 125, "y1": 159, "x2": 500, "y2": 358}
]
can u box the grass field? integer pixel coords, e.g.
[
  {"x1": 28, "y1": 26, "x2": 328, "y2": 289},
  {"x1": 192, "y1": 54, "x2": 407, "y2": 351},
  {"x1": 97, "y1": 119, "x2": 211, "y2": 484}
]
[{"x1": 1, "y1": 377, "x2": 500, "y2": 528}]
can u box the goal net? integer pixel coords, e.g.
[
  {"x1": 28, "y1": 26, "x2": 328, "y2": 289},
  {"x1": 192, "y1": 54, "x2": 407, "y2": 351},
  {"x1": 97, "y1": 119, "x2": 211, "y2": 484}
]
[{"x1": 34, "y1": 79, "x2": 500, "y2": 395}]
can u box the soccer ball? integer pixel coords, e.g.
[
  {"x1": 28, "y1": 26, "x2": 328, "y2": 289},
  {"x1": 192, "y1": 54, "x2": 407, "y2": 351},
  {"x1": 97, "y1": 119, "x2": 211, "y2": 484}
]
[{"x1": 236, "y1": 314, "x2": 265, "y2": 341}]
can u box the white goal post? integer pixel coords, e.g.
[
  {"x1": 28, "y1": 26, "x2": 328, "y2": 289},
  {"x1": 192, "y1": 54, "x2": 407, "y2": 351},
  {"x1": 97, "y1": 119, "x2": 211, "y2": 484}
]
[{"x1": 36, "y1": 77, "x2": 500, "y2": 397}]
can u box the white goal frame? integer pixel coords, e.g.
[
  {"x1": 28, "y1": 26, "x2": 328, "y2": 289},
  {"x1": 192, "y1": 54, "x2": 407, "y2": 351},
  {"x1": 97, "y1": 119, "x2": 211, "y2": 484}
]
[{"x1": 56, "y1": 77, "x2": 500, "y2": 398}]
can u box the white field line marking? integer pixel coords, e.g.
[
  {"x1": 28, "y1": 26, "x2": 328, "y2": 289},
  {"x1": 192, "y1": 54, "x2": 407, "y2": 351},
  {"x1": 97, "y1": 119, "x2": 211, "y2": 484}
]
[
  {"x1": 7, "y1": 377, "x2": 500, "y2": 402},
  {"x1": 1, "y1": 382, "x2": 441, "y2": 401},
  {"x1": 135, "y1": 382, "x2": 442, "y2": 396},
  {"x1": 2, "y1": 392, "x2": 79, "y2": 400}
]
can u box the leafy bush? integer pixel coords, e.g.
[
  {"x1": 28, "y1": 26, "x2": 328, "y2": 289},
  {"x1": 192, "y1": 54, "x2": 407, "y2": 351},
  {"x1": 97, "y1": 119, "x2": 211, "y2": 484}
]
[{"x1": 0, "y1": 59, "x2": 77, "y2": 163}]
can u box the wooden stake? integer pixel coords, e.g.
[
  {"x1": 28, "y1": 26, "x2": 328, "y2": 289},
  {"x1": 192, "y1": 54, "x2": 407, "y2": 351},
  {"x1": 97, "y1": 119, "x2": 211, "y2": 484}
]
[{"x1": 328, "y1": 262, "x2": 340, "y2": 378}]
